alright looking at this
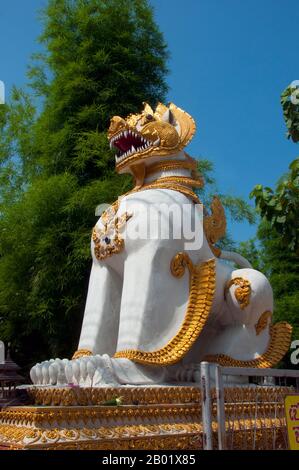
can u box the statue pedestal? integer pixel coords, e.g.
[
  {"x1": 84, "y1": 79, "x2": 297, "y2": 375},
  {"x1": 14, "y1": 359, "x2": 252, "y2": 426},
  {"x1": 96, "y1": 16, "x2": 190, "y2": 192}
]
[
  {"x1": 0, "y1": 385, "x2": 289, "y2": 450},
  {"x1": 0, "y1": 386, "x2": 202, "y2": 450}
]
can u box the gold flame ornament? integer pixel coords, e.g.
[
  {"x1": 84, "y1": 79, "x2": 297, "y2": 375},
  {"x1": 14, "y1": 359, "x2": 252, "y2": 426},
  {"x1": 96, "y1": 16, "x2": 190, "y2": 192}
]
[{"x1": 92, "y1": 202, "x2": 132, "y2": 261}]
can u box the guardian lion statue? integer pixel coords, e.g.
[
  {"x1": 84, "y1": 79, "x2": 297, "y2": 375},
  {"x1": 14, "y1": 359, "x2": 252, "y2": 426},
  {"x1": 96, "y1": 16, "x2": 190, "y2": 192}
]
[{"x1": 30, "y1": 103, "x2": 292, "y2": 386}]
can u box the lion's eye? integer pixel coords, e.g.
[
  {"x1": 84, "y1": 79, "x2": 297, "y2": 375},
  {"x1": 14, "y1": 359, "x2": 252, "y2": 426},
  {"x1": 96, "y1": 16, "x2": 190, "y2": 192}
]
[{"x1": 146, "y1": 114, "x2": 154, "y2": 121}]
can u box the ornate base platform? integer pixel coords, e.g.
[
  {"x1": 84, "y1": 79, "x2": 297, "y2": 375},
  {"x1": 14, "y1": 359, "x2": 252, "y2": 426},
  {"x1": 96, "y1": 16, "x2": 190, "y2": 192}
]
[
  {"x1": 0, "y1": 386, "x2": 202, "y2": 450},
  {"x1": 0, "y1": 385, "x2": 291, "y2": 450}
]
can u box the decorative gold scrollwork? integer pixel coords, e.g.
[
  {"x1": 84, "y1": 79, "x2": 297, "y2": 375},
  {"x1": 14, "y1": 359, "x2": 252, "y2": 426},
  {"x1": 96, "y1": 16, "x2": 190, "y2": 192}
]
[
  {"x1": 72, "y1": 349, "x2": 93, "y2": 360},
  {"x1": 255, "y1": 310, "x2": 272, "y2": 335},
  {"x1": 203, "y1": 196, "x2": 227, "y2": 257},
  {"x1": 226, "y1": 277, "x2": 251, "y2": 310},
  {"x1": 92, "y1": 202, "x2": 132, "y2": 261},
  {"x1": 204, "y1": 321, "x2": 292, "y2": 368}
]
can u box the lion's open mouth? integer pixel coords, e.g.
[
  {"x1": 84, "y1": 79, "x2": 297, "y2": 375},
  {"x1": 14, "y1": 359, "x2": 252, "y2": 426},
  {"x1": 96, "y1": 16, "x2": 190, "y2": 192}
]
[{"x1": 110, "y1": 129, "x2": 159, "y2": 163}]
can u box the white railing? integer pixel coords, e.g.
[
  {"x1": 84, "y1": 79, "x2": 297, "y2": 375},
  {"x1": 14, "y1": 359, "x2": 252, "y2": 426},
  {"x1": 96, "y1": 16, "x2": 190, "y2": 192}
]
[{"x1": 200, "y1": 362, "x2": 299, "y2": 450}]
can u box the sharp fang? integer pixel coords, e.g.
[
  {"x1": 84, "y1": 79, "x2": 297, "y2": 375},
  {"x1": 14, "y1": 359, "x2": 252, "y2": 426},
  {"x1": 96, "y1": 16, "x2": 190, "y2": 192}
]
[{"x1": 124, "y1": 130, "x2": 128, "y2": 137}]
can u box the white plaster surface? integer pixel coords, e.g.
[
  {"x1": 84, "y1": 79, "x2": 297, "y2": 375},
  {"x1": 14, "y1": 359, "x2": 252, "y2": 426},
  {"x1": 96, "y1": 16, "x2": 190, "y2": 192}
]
[{"x1": 30, "y1": 153, "x2": 273, "y2": 386}]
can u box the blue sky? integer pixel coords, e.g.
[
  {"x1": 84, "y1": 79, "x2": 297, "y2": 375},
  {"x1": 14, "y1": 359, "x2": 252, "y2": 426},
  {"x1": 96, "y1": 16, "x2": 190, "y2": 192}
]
[{"x1": 0, "y1": 0, "x2": 298, "y2": 242}]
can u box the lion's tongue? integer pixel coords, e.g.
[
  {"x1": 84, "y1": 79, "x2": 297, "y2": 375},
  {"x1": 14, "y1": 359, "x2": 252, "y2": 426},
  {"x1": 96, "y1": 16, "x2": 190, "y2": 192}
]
[{"x1": 116, "y1": 135, "x2": 142, "y2": 152}]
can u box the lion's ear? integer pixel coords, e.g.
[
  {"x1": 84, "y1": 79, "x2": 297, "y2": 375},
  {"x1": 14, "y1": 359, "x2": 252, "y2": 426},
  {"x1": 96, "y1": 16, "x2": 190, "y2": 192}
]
[
  {"x1": 169, "y1": 103, "x2": 196, "y2": 149},
  {"x1": 142, "y1": 102, "x2": 154, "y2": 115},
  {"x1": 161, "y1": 109, "x2": 176, "y2": 125},
  {"x1": 154, "y1": 102, "x2": 169, "y2": 119}
]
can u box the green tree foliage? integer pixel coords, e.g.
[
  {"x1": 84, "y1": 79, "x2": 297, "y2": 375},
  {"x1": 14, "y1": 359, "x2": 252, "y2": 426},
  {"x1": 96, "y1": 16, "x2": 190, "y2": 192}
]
[
  {"x1": 0, "y1": 0, "x2": 168, "y2": 368},
  {"x1": 238, "y1": 238, "x2": 261, "y2": 271},
  {"x1": 281, "y1": 83, "x2": 299, "y2": 143},
  {"x1": 257, "y1": 223, "x2": 299, "y2": 342},
  {"x1": 251, "y1": 160, "x2": 299, "y2": 252},
  {"x1": 240, "y1": 83, "x2": 299, "y2": 366},
  {"x1": 197, "y1": 159, "x2": 256, "y2": 251},
  {"x1": 251, "y1": 83, "x2": 299, "y2": 252}
]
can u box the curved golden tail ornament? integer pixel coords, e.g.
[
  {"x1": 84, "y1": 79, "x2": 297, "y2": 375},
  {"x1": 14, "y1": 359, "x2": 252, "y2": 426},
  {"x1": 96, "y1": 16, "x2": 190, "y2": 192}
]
[
  {"x1": 114, "y1": 255, "x2": 216, "y2": 366},
  {"x1": 204, "y1": 321, "x2": 292, "y2": 368}
]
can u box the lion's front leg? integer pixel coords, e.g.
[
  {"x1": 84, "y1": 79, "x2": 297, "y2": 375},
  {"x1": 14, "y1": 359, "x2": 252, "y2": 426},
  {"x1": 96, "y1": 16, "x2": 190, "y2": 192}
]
[
  {"x1": 30, "y1": 260, "x2": 123, "y2": 385},
  {"x1": 76, "y1": 260, "x2": 122, "y2": 357}
]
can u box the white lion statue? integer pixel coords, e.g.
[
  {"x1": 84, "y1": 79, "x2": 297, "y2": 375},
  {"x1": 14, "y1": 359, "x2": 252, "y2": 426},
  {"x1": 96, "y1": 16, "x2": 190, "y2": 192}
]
[{"x1": 30, "y1": 102, "x2": 291, "y2": 386}]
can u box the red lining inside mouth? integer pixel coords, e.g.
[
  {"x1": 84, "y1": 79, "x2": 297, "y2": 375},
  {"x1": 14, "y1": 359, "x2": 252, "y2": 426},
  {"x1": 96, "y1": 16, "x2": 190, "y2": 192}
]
[{"x1": 114, "y1": 134, "x2": 144, "y2": 153}]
